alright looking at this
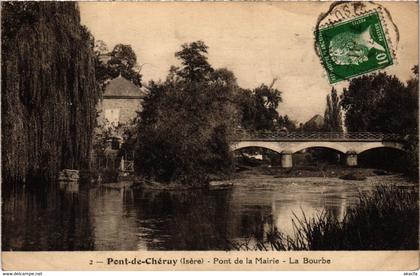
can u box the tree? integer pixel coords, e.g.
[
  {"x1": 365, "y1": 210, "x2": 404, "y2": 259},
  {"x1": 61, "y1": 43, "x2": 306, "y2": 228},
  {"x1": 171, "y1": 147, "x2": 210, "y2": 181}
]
[
  {"x1": 340, "y1": 68, "x2": 418, "y2": 178},
  {"x1": 1, "y1": 2, "x2": 100, "y2": 184},
  {"x1": 135, "y1": 41, "x2": 237, "y2": 185},
  {"x1": 277, "y1": 115, "x2": 297, "y2": 131},
  {"x1": 402, "y1": 66, "x2": 419, "y2": 178},
  {"x1": 341, "y1": 72, "x2": 414, "y2": 134},
  {"x1": 324, "y1": 87, "x2": 343, "y2": 132},
  {"x1": 235, "y1": 83, "x2": 283, "y2": 131},
  {"x1": 174, "y1": 41, "x2": 213, "y2": 82},
  {"x1": 235, "y1": 88, "x2": 257, "y2": 130},
  {"x1": 94, "y1": 40, "x2": 108, "y2": 55},
  {"x1": 94, "y1": 43, "x2": 142, "y2": 91},
  {"x1": 405, "y1": 65, "x2": 419, "y2": 134},
  {"x1": 254, "y1": 84, "x2": 282, "y2": 131}
]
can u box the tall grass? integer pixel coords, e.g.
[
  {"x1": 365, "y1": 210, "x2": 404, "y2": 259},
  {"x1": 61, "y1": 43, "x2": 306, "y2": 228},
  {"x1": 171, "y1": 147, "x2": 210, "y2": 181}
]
[{"x1": 231, "y1": 185, "x2": 418, "y2": 250}]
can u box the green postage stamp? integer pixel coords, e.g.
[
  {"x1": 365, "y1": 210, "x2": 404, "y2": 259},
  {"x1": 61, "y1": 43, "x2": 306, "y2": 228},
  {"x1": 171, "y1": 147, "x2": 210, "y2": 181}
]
[{"x1": 316, "y1": 11, "x2": 393, "y2": 84}]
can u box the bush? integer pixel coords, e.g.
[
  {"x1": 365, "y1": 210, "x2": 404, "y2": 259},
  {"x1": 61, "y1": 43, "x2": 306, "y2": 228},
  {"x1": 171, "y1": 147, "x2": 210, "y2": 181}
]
[{"x1": 339, "y1": 172, "x2": 367, "y2": 181}]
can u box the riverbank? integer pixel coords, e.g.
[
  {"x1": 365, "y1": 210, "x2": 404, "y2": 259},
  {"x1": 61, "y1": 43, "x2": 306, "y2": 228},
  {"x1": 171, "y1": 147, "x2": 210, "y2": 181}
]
[
  {"x1": 233, "y1": 164, "x2": 399, "y2": 180},
  {"x1": 97, "y1": 163, "x2": 409, "y2": 191}
]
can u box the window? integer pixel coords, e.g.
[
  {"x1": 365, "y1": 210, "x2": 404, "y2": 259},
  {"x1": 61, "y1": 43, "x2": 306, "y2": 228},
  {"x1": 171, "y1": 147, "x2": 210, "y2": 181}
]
[{"x1": 104, "y1": 109, "x2": 120, "y2": 126}]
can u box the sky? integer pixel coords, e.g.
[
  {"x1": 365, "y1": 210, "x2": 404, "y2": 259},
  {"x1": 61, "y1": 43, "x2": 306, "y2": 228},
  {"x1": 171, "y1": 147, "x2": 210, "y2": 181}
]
[{"x1": 80, "y1": 2, "x2": 418, "y2": 123}]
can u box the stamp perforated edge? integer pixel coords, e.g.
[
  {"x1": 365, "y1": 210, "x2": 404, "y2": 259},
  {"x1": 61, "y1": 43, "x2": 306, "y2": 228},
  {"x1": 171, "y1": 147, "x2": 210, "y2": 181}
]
[
  {"x1": 318, "y1": 6, "x2": 396, "y2": 60},
  {"x1": 317, "y1": 11, "x2": 393, "y2": 83},
  {"x1": 314, "y1": 4, "x2": 397, "y2": 84}
]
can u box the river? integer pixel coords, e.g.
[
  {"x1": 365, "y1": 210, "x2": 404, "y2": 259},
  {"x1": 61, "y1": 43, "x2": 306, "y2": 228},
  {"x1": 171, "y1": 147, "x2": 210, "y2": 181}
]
[{"x1": 1, "y1": 175, "x2": 416, "y2": 251}]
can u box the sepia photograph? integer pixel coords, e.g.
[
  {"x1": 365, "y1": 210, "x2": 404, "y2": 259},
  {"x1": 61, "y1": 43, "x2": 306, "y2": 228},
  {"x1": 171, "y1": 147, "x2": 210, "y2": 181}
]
[{"x1": 1, "y1": 0, "x2": 419, "y2": 271}]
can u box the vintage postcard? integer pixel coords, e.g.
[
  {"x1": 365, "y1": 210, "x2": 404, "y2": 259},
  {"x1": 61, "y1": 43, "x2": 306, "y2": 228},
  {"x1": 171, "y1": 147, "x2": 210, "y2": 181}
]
[{"x1": 1, "y1": 1, "x2": 419, "y2": 272}]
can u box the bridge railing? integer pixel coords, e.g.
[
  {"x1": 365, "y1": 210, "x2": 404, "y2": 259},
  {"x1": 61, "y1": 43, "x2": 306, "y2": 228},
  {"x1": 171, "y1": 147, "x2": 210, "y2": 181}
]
[{"x1": 233, "y1": 130, "x2": 404, "y2": 141}]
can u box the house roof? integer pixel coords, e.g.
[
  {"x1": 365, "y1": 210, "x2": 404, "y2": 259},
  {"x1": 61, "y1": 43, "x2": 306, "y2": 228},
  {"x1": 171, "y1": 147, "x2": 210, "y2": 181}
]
[
  {"x1": 304, "y1": 114, "x2": 324, "y2": 127},
  {"x1": 104, "y1": 75, "x2": 147, "y2": 99}
]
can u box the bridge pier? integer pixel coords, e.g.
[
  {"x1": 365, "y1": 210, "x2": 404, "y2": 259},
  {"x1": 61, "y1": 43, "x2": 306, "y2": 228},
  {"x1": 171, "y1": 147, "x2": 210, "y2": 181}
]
[
  {"x1": 345, "y1": 151, "x2": 358, "y2": 167},
  {"x1": 281, "y1": 150, "x2": 293, "y2": 168}
]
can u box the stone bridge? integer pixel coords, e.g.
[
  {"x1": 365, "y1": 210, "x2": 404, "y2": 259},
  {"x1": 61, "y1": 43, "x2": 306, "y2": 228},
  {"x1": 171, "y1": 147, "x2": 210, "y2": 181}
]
[{"x1": 231, "y1": 131, "x2": 406, "y2": 168}]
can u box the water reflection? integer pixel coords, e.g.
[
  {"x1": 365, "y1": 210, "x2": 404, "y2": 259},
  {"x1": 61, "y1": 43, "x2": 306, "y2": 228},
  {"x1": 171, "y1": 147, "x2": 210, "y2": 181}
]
[
  {"x1": 2, "y1": 183, "x2": 94, "y2": 250},
  {"x1": 90, "y1": 187, "x2": 233, "y2": 250},
  {"x1": 128, "y1": 189, "x2": 232, "y2": 250},
  {"x1": 2, "y1": 175, "x2": 415, "y2": 251}
]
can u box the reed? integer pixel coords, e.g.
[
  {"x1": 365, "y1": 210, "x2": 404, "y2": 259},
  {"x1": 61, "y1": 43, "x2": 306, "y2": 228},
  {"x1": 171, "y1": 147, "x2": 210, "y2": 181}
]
[{"x1": 231, "y1": 185, "x2": 418, "y2": 251}]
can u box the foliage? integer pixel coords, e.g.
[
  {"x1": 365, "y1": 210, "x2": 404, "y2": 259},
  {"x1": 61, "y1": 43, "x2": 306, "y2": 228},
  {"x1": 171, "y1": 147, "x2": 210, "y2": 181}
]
[
  {"x1": 341, "y1": 67, "x2": 418, "y2": 178},
  {"x1": 402, "y1": 66, "x2": 419, "y2": 178},
  {"x1": 323, "y1": 87, "x2": 343, "y2": 132},
  {"x1": 235, "y1": 85, "x2": 283, "y2": 131},
  {"x1": 92, "y1": 118, "x2": 133, "y2": 154},
  {"x1": 405, "y1": 65, "x2": 419, "y2": 133},
  {"x1": 174, "y1": 41, "x2": 213, "y2": 82},
  {"x1": 235, "y1": 88, "x2": 256, "y2": 130},
  {"x1": 277, "y1": 115, "x2": 297, "y2": 131},
  {"x1": 135, "y1": 41, "x2": 237, "y2": 184},
  {"x1": 94, "y1": 42, "x2": 142, "y2": 91},
  {"x1": 341, "y1": 71, "x2": 417, "y2": 134},
  {"x1": 1, "y1": 2, "x2": 100, "y2": 184}
]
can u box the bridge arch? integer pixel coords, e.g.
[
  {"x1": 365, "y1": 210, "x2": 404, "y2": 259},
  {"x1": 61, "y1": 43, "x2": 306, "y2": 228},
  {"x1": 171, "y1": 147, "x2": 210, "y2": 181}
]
[
  {"x1": 356, "y1": 142, "x2": 406, "y2": 154},
  {"x1": 230, "y1": 141, "x2": 282, "y2": 154},
  {"x1": 289, "y1": 142, "x2": 347, "y2": 154}
]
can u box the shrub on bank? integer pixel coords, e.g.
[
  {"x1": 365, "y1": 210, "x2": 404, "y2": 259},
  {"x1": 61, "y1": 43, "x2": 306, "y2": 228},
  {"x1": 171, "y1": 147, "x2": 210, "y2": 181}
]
[{"x1": 339, "y1": 171, "x2": 367, "y2": 181}]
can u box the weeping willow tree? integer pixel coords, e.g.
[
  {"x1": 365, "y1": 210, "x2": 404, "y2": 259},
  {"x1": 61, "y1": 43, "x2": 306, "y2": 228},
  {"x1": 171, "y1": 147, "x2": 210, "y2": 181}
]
[{"x1": 1, "y1": 2, "x2": 100, "y2": 185}]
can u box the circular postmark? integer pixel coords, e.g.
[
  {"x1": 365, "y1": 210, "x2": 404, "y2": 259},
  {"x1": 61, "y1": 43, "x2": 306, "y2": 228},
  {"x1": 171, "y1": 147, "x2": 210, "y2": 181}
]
[{"x1": 314, "y1": 2, "x2": 399, "y2": 84}]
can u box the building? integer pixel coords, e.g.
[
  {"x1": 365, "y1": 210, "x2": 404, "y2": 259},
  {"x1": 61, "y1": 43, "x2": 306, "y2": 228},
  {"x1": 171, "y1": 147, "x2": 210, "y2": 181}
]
[
  {"x1": 303, "y1": 114, "x2": 324, "y2": 131},
  {"x1": 94, "y1": 75, "x2": 147, "y2": 177},
  {"x1": 97, "y1": 75, "x2": 147, "y2": 127}
]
